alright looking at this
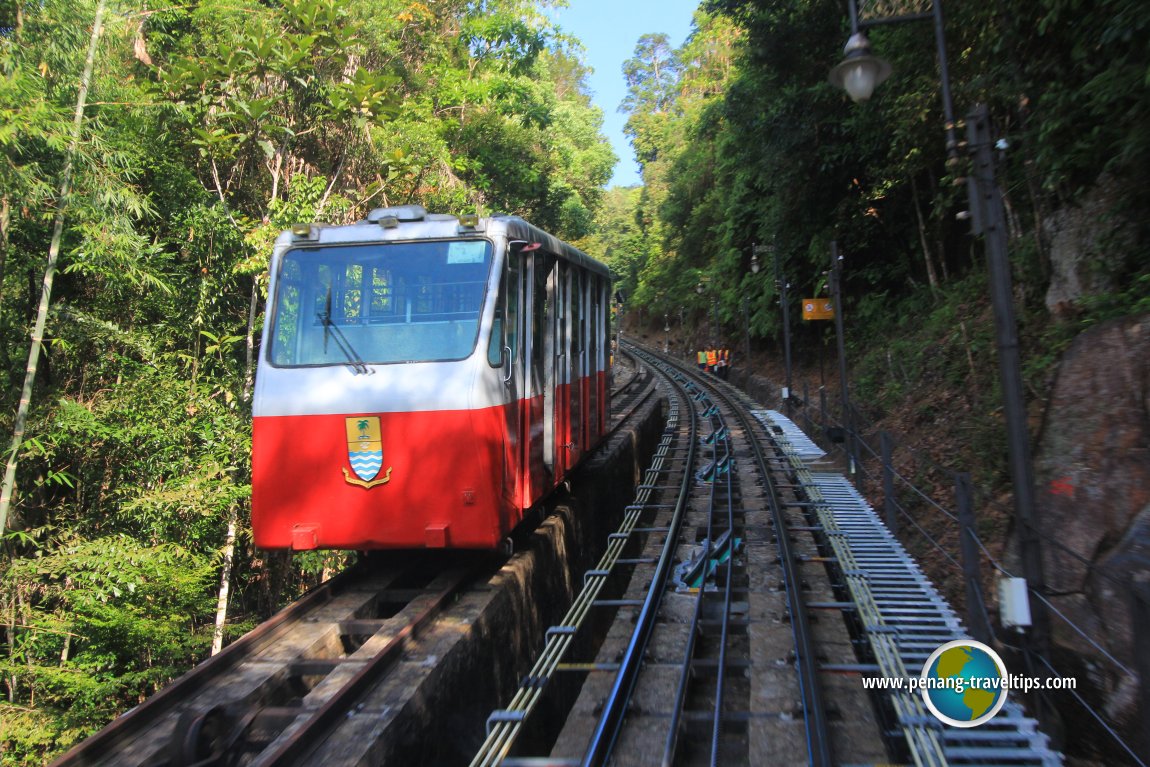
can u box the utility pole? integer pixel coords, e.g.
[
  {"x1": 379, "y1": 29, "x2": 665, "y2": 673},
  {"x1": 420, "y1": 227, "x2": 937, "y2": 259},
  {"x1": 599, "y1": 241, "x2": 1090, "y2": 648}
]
[
  {"x1": 967, "y1": 105, "x2": 1049, "y2": 660},
  {"x1": 829, "y1": 241, "x2": 855, "y2": 485},
  {"x1": 771, "y1": 242, "x2": 794, "y2": 410}
]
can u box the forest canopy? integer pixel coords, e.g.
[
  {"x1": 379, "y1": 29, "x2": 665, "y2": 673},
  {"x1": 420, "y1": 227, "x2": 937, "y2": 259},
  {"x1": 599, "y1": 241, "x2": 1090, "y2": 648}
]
[
  {"x1": 591, "y1": 0, "x2": 1149, "y2": 349},
  {"x1": 0, "y1": 0, "x2": 612, "y2": 759}
]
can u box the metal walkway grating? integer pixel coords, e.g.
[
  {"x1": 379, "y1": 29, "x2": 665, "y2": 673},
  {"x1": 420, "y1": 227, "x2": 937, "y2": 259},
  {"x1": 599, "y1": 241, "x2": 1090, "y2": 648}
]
[
  {"x1": 751, "y1": 409, "x2": 826, "y2": 460},
  {"x1": 761, "y1": 411, "x2": 1062, "y2": 766},
  {"x1": 812, "y1": 474, "x2": 1061, "y2": 766}
]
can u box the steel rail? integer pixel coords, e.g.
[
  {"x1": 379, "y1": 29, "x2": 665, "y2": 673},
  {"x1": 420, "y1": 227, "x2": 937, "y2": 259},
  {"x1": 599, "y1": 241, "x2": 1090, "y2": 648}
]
[
  {"x1": 47, "y1": 564, "x2": 381, "y2": 767},
  {"x1": 708, "y1": 391, "x2": 736, "y2": 766},
  {"x1": 258, "y1": 568, "x2": 473, "y2": 766},
  {"x1": 660, "y1": 377, "x2": 714, "y2": 767},
  {"x1": 608, "y1": 347, "x2": 642, "y2": 398},
  {"x1": 579, "y1": 363, "x2": 700, "y2": 767},
  {"x1": 655, "y1": 364, "x2": 737, "y2": 767},
  {"x1": 606, "y1": 351, "x2": 657, "y2": 439},
  {"x1": 469, "y1": 362, "x2": 674, "y2": 767},
  {"x1": 637, "y1": 345, "x2": 834, "y2": 767},
  {"x1": 720, "y1": 380, "x2": 834, "y2": 766}
]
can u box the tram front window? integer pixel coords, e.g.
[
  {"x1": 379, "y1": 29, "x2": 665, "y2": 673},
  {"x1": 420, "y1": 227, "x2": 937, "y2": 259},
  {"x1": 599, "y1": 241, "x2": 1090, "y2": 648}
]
[{"x1": 269, "y1": 239, "x2": 493, "y2": 367}]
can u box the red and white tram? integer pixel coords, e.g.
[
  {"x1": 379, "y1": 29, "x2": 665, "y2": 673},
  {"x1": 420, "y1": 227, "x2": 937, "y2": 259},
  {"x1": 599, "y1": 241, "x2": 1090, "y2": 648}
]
[{"x1": 251, "y1": 206, "x2": 612, "y2": 550}]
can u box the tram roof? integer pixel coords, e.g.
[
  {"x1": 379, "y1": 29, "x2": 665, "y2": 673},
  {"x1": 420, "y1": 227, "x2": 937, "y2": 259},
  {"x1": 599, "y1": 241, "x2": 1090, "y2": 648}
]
[
  {"x1": 280, "y1": 207, "x2": 612, "y2": 281},
  {"x1": 492, "y1": 215, "x2": 612, "y2": 280}
]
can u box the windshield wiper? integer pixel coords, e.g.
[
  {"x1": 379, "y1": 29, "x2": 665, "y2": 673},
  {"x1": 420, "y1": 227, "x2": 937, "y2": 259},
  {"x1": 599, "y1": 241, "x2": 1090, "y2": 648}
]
[{"x1": 318, "y1": 287, "x2": 372, "y2": 375}]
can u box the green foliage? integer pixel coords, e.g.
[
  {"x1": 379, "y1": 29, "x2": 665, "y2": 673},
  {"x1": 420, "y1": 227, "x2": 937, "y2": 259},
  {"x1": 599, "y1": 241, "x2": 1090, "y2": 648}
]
[
  {"x1": 1, "y1": 1, "x2": 617, "y2": 762},
  {"x1": 2, "y1": 534, "x2": 216, "y2": 759},
  {"x1": 616, "y1": 0, "x2": 1148, "y2": 388}
]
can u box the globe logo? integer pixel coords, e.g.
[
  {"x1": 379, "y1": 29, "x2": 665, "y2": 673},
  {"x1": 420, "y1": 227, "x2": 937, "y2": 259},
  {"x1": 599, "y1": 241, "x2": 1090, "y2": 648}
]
[{"x1": 920, "y1": 639, "x2": 1008, "y2": 727}]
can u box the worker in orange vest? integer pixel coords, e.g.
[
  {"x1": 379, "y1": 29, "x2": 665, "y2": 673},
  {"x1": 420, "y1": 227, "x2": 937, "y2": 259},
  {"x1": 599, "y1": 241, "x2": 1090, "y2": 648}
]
[{"x1": 706, "y1": 348, "x2": 717, "y2": 373}]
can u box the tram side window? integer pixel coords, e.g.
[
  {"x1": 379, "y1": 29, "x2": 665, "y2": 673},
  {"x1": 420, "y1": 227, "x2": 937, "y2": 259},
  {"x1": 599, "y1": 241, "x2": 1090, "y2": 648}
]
[
  {"x1": 487, "y1": 251, "x2": 521, "y2": 367},
  {"x1": 507, "y1": 253, "x2": 520, "y2": 360},
  {"x1": 574, "y1": 271, "x2": 584, "y2": 356},
  {"x1": 272, "y1": 259, "x2": 304, "y2": 364},
  {"x1": 487, "y1": 293, "x2": 503, "y2": 366},
  {"x1": 591, "y1": 276, "x2": 602, "y2": 408},
  {"x1": 531, "y1": 253, "x2": 555, "y2": 393}
]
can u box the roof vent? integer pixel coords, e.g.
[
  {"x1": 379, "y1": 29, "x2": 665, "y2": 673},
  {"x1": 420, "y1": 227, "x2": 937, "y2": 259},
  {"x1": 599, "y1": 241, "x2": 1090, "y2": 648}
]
[{"x1": 366, "y1": 205, "x2": 428, "y2": 224}]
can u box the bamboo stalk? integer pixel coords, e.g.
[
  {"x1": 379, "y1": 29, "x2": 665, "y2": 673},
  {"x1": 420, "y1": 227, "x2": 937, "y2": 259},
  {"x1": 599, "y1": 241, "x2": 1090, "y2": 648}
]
[{"x1": 0, "y1": 0, "x2": 108, "y2": 534}]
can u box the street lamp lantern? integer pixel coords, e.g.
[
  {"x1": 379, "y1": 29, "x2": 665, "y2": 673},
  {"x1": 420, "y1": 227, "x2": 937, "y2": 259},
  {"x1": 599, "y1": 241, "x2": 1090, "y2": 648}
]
[{"x1": 829, "y1": 32, "x2": 892, "y2": 103}]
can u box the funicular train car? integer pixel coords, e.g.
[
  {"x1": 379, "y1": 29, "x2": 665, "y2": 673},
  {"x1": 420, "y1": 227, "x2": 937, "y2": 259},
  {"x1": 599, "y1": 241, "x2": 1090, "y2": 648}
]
[{"x1": 251, "y1": 206, "x2": 612, "y2": 550}]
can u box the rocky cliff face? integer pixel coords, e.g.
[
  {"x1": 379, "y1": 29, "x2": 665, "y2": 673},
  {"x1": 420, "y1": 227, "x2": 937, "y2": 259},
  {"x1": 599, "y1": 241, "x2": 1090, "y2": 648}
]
[
  {"x1": 1033, "y1": 313, "x2": 1150, "y2": 727},
  {"x1": 1043, "y1": 175, "x2": 1136, "y2": 315}
]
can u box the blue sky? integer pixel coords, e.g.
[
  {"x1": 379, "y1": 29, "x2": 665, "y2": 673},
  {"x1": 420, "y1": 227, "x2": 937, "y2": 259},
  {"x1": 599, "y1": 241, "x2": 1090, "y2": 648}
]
[{"x1": 548, "y1": 1, "x2": 701, "y2": 187}]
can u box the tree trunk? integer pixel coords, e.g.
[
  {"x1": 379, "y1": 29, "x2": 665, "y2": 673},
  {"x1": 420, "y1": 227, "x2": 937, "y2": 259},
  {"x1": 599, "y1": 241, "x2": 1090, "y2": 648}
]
[
  {"x1": 211, "y1": 506, "x2": 237, "y2": 656},
  {"x1": 911, "y1": 174, "x2": 941, "y2": 293},
  {"x1": 244, "y1": 278, "x2": 258, "y2": 401},
  {"x1": 211, "y1": 279, "x2": 261, "y2": 654},
  {"x1": 0, "y1": 0, "x2": 107, "y2": 533},
  {"x1": 0, "y1": 196, "x2": 12, "y2": 381},
  {"x1": 0, "y1": 196, "x2": 9, "y2": 299}
]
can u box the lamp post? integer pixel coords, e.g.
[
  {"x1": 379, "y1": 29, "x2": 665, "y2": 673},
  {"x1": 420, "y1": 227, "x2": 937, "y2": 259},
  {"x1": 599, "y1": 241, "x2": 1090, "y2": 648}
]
[
  {"x1": 829, "y1": 0, "x2": 1050, "y2": 687},
  {"x1": 741, "y1": 295, "x2": 751, "y2": 381},
  {"x1": 746, "y1": 248, "x2": 764, "y2": 380},
  {"x1": 829, "y1": 242, "x2": 855, "y2": 485},
  {"x1": 829, "y1": 0, "x2": 959, "y2": 164},
  {"x1": 761, "y1": 240, "x2": 794, "y2": 411}
]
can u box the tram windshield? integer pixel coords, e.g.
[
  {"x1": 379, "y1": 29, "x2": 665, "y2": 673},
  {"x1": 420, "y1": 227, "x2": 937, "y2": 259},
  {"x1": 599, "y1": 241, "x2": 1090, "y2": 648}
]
[{"x1": 268, "y1": 239, "x2": 493, "y2": 366}]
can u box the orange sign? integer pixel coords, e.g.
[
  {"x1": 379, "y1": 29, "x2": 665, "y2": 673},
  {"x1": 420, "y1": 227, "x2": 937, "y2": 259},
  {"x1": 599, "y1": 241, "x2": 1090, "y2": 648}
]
[{"x1": 802, "y1": 298, "x2": 835, "y2": 321}]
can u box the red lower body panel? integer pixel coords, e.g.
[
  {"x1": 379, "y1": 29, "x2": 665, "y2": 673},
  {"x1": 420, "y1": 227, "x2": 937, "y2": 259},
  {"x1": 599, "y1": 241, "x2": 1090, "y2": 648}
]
[
  {"x1": 253, "y1": 406, "x2": 507, "y2": 550},
  {"x1": 252, "y1": 371, "x2": 608, "y2": 551}
]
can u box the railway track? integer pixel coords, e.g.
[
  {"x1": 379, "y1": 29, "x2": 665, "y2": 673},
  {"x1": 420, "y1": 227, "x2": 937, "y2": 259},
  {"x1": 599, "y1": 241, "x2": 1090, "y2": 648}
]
[
  {"x1": 475, "y1": 342, "x2": 1060, "y2": 767},
  {"x1": 474, "y1": 343, "x2": 887, "y2": 766},
  {"x1": 49, "y1": 345, "x2": 1059, "y2": 766},
  {"x1": 49, "y1": 553, "x2": 487, "y2": 767}
]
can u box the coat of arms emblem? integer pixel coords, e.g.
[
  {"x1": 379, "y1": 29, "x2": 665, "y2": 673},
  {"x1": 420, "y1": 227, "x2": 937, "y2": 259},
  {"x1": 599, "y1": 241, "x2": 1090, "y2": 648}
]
[{"x1": 343, "y1": 416, "x2": 392, "y2": 488}]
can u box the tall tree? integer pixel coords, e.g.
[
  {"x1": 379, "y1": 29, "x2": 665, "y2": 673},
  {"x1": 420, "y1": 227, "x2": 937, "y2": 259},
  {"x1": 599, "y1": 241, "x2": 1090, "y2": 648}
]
[{"x1": 1, "y1": 0, "x2": 106, "y2": 535}]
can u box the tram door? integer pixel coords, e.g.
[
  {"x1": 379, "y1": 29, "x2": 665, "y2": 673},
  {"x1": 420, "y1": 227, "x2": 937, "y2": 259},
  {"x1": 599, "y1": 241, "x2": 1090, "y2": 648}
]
[
  {"x1": 495, "y1": 246, "x2": 525, "y2": 509},
  {"x1": 534, "y1": 253, "x2": 557, "y2": 491},
  {"x1": 569, "y1": 270, "x2": 584, "y2": 462}
]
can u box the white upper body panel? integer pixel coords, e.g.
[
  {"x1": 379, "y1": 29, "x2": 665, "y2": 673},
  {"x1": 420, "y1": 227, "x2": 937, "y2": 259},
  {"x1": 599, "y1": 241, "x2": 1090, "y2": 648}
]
[{"x1": 253, "y1": 211, "x2": 610, "y2": 418}]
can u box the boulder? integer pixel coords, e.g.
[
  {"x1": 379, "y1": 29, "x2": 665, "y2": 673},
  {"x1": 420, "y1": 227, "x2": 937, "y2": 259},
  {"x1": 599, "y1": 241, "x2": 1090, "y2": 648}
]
[{"x1": 1033, "y1": 313, "x2": 1150, "y2": 727}]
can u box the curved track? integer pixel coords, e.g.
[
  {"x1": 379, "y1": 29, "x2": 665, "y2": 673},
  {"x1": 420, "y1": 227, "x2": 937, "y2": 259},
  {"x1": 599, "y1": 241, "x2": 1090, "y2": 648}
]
[
  {"x1": 477, "y1": 342, "x2": 888, "y2": 766},
  {"x1": 580, "y1": 344, "x2": 840, "y2": 766}
]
